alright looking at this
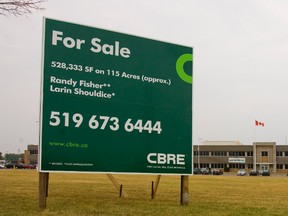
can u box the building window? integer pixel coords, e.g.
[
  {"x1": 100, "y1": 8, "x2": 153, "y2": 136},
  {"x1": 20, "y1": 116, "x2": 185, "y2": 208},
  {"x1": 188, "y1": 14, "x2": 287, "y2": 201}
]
[
  {"x1": 285, "y1": 152, "x2": 288, "y2": 157},
  {"x1": 229, "y1": 151, "x2": 245, "y2": 157},
  {"x1": 211, "y1": 151, "x2": 226, "y2": 156},
  {"x1": 261, "y1": 151, "x2": 268, "y2": 157},
  {"x1": 276, "y1": 151, "x2": 283, "y2": 157},
  {"x1": 30, "y1": 150, "x2": 38, "y2": 155},
  {"x1": 211, "y1": 164, "x2": 225, "y2": 168},
  {"x1": 285, "y1": 164, "x2": 288, "y2": 169},
  {"x1": 194, "y1": 151, "x2": 209, "y2": 156},
  {"x1": 199, "y1": 151, "x2": 209, "y2": 156},
  {"x1": 277, "y1": 164, "x2": 283, "y2": 169},
  {"x1": 246, "y1": 151, "x2": 253, "y2": 157}
]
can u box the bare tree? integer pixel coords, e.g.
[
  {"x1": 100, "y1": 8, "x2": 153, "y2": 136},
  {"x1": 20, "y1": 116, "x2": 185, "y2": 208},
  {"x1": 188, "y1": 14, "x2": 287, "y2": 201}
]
[{"x1": 0, "y1": 0, "x2": 46, "y2": 16}]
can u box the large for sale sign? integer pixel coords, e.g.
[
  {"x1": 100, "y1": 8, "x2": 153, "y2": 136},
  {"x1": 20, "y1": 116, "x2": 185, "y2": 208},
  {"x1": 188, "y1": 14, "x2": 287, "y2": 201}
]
[{"x1": 39, "y1": 18, "x2": 193, "y2": 174}]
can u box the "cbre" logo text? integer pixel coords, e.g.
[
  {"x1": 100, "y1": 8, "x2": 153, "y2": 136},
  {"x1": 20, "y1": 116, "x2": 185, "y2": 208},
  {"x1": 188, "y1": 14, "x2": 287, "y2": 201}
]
[{"x1": 147, "y1": 153, "x2": 185, "y2": 165}]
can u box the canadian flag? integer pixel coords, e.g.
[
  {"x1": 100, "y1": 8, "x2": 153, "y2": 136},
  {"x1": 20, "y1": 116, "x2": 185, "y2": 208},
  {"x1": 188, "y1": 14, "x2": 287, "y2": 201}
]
[{"x1": 255, "y1": 120, "x2": 264, "y2": 127}]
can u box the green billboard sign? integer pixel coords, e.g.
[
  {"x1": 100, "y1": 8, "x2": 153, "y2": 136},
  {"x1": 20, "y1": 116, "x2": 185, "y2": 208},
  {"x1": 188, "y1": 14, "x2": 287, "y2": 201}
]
[{"x1": 40, "y1": 18, "x2": 193, "y2": 174}]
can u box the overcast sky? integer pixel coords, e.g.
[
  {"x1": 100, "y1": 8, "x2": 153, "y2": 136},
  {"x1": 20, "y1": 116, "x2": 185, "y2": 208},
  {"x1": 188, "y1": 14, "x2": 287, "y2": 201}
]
[{"x1": 1, "y1": 0, "x2": 288, "y2": 154}]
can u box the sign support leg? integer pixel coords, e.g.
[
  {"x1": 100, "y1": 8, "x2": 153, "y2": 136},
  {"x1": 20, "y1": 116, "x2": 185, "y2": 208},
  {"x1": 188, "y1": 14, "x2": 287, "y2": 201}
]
[
  {"x1": 152, "y1": 175, "x2": 161, "y2": 199},
  {"x1": 107, "y1": 174, "x2": 128, "y2": 197},
  {"x1": 39, "y1": 172, "x2": 49, "y2": 209},
  {"x1": 180, "y1": 175, "x2": 189, "y2": 205}
]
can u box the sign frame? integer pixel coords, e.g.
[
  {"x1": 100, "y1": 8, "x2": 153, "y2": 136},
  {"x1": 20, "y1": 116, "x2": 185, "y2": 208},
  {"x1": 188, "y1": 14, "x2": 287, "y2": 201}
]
[{"x1": 39, "y1": 17, "x2": 193, "y2": 175}]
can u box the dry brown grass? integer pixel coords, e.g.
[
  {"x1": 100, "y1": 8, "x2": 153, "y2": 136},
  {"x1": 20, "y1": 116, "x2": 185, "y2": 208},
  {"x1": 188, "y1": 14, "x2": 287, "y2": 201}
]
[{"x1": 1, "y1": 170, "x2": 288, "y2": 215}]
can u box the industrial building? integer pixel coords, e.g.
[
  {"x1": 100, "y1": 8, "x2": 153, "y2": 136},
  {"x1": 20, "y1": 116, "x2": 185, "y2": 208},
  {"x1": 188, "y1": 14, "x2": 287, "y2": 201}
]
[
  {"x1": 24, "y1": 144, "x2": 38, "y2": 165},
  {"x1": 193, "y1": 141, "x2": 288, "y2": 173}
]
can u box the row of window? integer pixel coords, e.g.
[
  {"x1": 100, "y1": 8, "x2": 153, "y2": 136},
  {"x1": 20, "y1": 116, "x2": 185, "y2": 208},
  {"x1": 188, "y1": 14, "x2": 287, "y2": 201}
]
[
  {"x1": 276, "y1": 164, "x2": 288, "y2": 169},
  {"x1": 194, "y1": 163, "x2": 288, "y2": 170},
  {"x1": 276, "y1": 152, "x2": 288, "y2": 156},
  {"x1": 193, "y1": 163, "x2": 253, "y2": 169},
  {"x1": 194, "y1": 151, "x2": 288, "y2": 157},
  {"x1": 194, "y1": 151, "x2": 253, "y2": 157}
]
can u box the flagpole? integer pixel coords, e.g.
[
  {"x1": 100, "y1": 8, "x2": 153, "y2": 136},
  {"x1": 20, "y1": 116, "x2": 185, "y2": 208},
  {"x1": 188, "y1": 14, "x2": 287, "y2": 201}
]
[
  {"x1": 254, "y1": 126, "x2": 256, "y2": 142},
  {"x1": 254, "y1": 120, "x2": 256, "y2": 143},
  {"x1": 254, "y1": 120, "x2": 264, "y2": 143}
]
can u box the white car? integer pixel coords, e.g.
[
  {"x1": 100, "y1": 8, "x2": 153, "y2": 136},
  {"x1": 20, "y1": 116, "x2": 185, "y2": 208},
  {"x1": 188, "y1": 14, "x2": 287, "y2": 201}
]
[{"x1": 237, "y1": 169, "x2": 247, "y2": 176}]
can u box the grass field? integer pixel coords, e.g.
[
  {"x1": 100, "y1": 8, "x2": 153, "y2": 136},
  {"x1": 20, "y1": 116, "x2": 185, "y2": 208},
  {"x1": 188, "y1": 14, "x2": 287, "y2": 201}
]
[{"x1": 1, "y1": 170, "x2": 288, "y2": 216}]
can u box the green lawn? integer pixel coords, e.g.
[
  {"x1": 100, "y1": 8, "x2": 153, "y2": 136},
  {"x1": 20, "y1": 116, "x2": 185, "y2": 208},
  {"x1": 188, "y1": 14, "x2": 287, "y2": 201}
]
[{"x1": 1, "y1": 170, "x2": 288, "y2": 216}]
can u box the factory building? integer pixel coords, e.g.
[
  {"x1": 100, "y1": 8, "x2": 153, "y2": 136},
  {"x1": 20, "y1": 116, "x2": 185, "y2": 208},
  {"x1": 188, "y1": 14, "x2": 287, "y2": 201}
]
[{"x1": 193, "y1": 141, "x2": 288, "y2": 173}]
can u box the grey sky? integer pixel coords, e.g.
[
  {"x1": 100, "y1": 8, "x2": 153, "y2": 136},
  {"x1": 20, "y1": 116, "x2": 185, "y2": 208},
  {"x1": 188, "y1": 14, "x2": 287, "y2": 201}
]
[{"x1": 1, "y1": 0, "x2": 288, "y2": 154}]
